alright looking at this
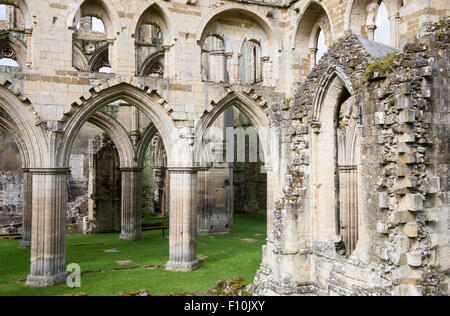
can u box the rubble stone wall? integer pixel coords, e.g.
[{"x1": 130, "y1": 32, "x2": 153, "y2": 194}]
[{"x1": 251, "y1": 18, "x2": 449, "y2": 296}]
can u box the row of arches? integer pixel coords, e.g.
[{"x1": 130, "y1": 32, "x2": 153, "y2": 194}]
[
  {"x1": 0, "y1": 1, "x2": 398, "y2": 81},
  {"x1": 0, "y1": 78, "x2": 275, "y2": 285}
]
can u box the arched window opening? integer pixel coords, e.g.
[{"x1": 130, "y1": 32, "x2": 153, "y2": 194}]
[
  {"x1": 0, "y1": 4, "x2": 24, "y2": 30},
  {"x1": 313, "y1": 75, "x2": 361, "y2": 256},
  {"x1": 91, "y1": 17, "x2": 105, "y2": 33},
  {"x1": 135, "y1": 5, "x2": 169, "y2": 78},
  {"x1": 98, "y1": 66, "x2": 111, "y2": 73},
  {"x1": 73, "y1": 14, "x2": 110, "y2": 72},
  {"x1": 136, "y1": 23, "x2": 164, "y2": 77},
  {"x1": 198, "y1": 105, "x2": 267, "y2": 235},
  {"x1": 374, "y1": 1, "x2": 391, "y2": 46},
  {"x1": 0, "y1": 4, "x2": 27, "y2": 69},
  {"x1": 336, "y1": 90, "x2": 360, "y2": 256},
  {"x1": 316, "y1": 29, "x2": 327, "y2": 65},
  {"x1": 138, "y1": 24, "x2": 162, "y2": 46},
  {"x1": 0, "y1": 5, "x2": 6, "y2": 21},
  {"x1": 202, "y1": 35, "x2": 226, "y2": 82},
  {"x1": 240, "y1": 40, "x2": 262, "y2": 85},
  {"x1": 295, "y1": 2, "x2": 332, "y2": 79},
  {"x1": 0, "y1": 57, "x2": 18, "y2": 67}
]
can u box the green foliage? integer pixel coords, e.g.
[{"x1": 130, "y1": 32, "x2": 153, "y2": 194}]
[
  {"x1": 282, "y1": 97, "x2": 292, "y2": 104},
  {"x1": 363, "y1": 52, "x2": 400, "y2": 82},
  {"x1": 0, "y1": 214, "x2": 266, "y2": 296}
]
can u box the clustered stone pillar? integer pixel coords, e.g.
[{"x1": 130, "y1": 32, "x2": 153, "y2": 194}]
[
  {"x1": 26, "y1": 168, "x2": 69, "y2": 287},
  {"x1": 120, "y1": 167, "x2": 144, "y2": 241},
  {"x1": 20, "y1": 168, "x2": 32, "y2": 249},
  {"x1": 24, "y1": 28, "x2": 32, "y2": 68},
  {"x1": 261, "y1": 56, "x2": 270, "y2": 85},
  {"x1": 196, "y1": 166, "x2": 209, "y2": 235},
  {"x1": 166, "y1": 167, "x2": 199, "y2": 272},
  {"x1": 130, "y1": 106, "x2": 141, "y2": 146},
  {"x1": 309, "y1": 47, "x2": 318, "y2": 70},
  {"x1": 366, "y1": 25, "x2": 376, "y2": 41}
]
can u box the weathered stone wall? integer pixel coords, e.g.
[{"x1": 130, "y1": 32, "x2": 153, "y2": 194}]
[
  {"x1": 87, "y1": 135, "x2": 121, "y2": 233},
  {"x1": 0, "y1": 171, "x2": 22, "y2": 234},
  {"x1": 251, "y1": 18, "x2": 449, "y2": 296}
]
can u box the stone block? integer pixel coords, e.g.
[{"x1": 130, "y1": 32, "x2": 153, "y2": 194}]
[
  {"x1": 427, "y1": 177, "x2": 440, "y2": 193},
  {"x1": 397, "y1": 142, "x2": 412, "y2": 154},
  {"x1": 398, "y1": 82, "x2": 411, "y2": 95},
  {"x1": 378, "y1": 192, "x2": 389, "y2": 209},
  {"x1": 390, "y1": 211, "x2": 415, "y2": 225},
  {"x1": 402, "y1": 222, "x2": 418, "y2": 237},
  {"x1": 400, "y1": 194, "x2": 424, "y2": 212},
  {"x1": 406, "y1": 251, "x2": 422, "y2": 267},
  {"x1": 395, "y1": 95, "x2": 411, "y2": 110},
  {"x1": 421, "y1": 79, "x2": 431, "y2": 99},
  {"x1": 398, "y1": 153, "x2": 416, "y2": 164},
  {"x1": 398, "y1": 132, "x2": 415, "y2": 143},
  {"x1": 396, "y1": 164, "x2": 412, "y2": 176},
  {"x1": 425, "y1": 210, "x2": 439, "y2": 222},
  {"x1": 377, "y1": 220, "x2": 389, "y2": 234},
  {"x1": 398, "y1": 109, "x2": 417, "y2": 123},
  {"x1": 398, "y1": 176, "x2": 417, "y2": 189},
  {"x1": 374, "y1": 112, "x2": 385, "y2": 125}
]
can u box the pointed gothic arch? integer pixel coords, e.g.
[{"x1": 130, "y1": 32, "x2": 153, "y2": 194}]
[
  {"x1": 58, "y1": 83, "x2": 181, "y2": 168},
  {"x1": 311, "y1": 67, "x2": 362, "y2": 256}
]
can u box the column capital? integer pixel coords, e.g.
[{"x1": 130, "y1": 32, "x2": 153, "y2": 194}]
[
  {"x1": 28, "y1": 167, "x2": 70, "y2": 175},
  {"x1": 366, "y1": 25, "x2": 377, "y2": 32}
]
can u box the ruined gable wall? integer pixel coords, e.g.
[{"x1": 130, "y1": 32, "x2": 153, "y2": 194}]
[{"x1": 252, "y1": 17, "x2": 449, "y2": 296}]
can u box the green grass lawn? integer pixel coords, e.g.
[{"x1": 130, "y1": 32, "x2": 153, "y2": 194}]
[{"x1": 0, "y1": 214, "x2": 266, "y2": 296}]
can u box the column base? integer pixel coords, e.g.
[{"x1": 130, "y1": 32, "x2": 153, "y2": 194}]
[
  {"x1": 19, "y1": 240, "x2": 31, "y2": 249},
  {"x1": 119, "y1": 232, "x2": 144, "y2": 241},
  {"x1": 26, "y1": 272, "x2": 68, "y2": 287},
  {"x1": 166, "y1": 260, "x2": 200, "y2": 272}
]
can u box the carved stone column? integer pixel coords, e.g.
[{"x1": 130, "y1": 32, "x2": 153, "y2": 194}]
[
  {"x1": 24, "y1": 28, "x2": 32, "y2": 68},
  {"x1": 166, "y1": 167, "x2": 199, "y2": 272},
  {"x1": 20, "y1": 168, "x2": 32, "y2": 249},
  {"x1": 225, "y1": 52, "x2": 233, "y2": 83},
  {"x1": 394, "y1": 13, "x2": 400, "y2": 49},
  {"x1": 120, "y1": 167, "x2": 144, "y2": 241},
  {"x1": 130, "y1": 106, "x2": 141, "y2": 146},
  {"x1": 196, "y1": 166, "x2": 208, "y2": 235},
  {"x1": 366, "y1": 25, "x2": 376, "y2": 41},
  {"x1": 261, "y1": 56, "x2": 270, "y2": 85},
  {"x1": 309, "y1": 48, "x2": 318, "y2": 71},
  {"x1": 26, "y1": 168, "x2": 69, "y2": 287}
]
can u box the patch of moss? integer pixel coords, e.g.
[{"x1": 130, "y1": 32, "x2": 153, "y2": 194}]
[
  {"x1": 210, "y1": 276, "x2": 252, "y2": 296},
  {"x1": 116, "y1": 289, "x2": 151, "y2": 296},
  {"x1": 282, "y1": 97, "x2": 292, "y2": 104},
  {"x1": 363, "y1": 52, "x2": 400, "y2": 82}
]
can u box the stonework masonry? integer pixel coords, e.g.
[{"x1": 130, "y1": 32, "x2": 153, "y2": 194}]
[{"x1": 0, "y1": 0, "x2": 447, "y2": 294}]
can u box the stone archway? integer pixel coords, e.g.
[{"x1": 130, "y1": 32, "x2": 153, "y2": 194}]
[{"x1": 194, "y1": 89, "x2": 280, "y2": 240}]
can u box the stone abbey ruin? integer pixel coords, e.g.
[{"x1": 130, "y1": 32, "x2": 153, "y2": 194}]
[{"x1": 0, "y1": 0, "x2": 448, "y2": 296}]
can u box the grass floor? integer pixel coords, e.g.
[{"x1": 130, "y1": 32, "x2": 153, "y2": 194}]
[{"x1": 0, "y1": 214, "x2": 266, "y2": 296}]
